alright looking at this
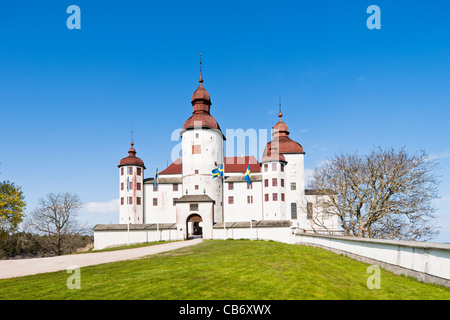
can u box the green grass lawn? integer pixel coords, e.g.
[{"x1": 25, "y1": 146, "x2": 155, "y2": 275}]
[{"x1": 0, "y1": 239, "x2": 449, "y2": 300}]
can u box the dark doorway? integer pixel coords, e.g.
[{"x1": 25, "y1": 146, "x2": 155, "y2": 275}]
[{"x1": 186, "y1": 214, "x2": 203, "y2": 239}]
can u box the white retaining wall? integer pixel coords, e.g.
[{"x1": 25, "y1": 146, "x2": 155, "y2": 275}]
[
  {"x1": 94, "y1": 228, "x2": 182, "y2": 250},
  {"x1": 293, "y1": 232, "x2": 450, "y2": 287},
  {"x1": 212, "y1": 225, "x2": 293, "y2": 243}
]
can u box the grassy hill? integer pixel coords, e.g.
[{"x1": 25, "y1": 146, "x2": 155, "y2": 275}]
[{"x1": 0, "y1": 240, "x2": 449, "y2": 300}]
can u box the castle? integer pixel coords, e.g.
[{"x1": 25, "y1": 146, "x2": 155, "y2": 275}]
[{"x1": 94, "y1": 70, "x2": 339, "y2": 249}]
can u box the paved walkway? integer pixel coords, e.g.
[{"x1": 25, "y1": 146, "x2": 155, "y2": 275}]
[{"x1": 0, "y1": 239, "x2": 203, "y2": 279}]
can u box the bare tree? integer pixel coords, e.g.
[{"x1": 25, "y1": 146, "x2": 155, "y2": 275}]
[
  {"x1": 26, "y1": 193, "x2": 84, "y2": 255},
  {"x1": 308, "y1": 147, "x2": 440, "y2": 241}
]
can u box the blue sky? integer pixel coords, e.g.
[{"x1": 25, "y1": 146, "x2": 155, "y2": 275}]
[{"x1": 0, "y1": 1, "x2": 449, "y2": 242}]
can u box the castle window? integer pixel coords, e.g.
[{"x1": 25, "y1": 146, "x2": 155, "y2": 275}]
[
  {"x1": 137, "y1": 182, "x2": 141, "y2": 191},
  {"x1": 129, "y1": 182, "x2": 133, "y2": 190},
  {"x1": 190, "y1": 203, "x2": 199, "y2": 211},
  {"x1": 265, "y1": 194, "x2": 269, "y2": 202},
  {"x1": 247, "y1": 195, "x2": 253, "y2": 204},
  {"x1": 173, "y1": 198, "x2": 177, "y2": 206},
  {"x1": 228, "y1": 182, "x2": 234, "y2": 190},
  {"x1": 281, "y1": 179, "x2": 284, "y2": 187},
  {"x1": 153, "y1": 185, "x2": 158, "y2": 192},
  {"x1": 195, "y1": 133, "x2": 199, "y2": 139},
  {"x1": 173, "y1": 184, "x2": 178, "y2": 191},
  {"x1": 290, "y1": 182, "x2": 296, "y2": 190},
  {"x1": 195, "y1": 185, "x2": 199, "y2": 190},
  {"x1": 307, "y1": 202, "x2": 313, "y2": 220},
  {"x1": 128, "y1": 197, "x2": 133, "y2": 205},
  {"x1": 228, "y1": 196, "x2": 234, "y2": 204},
  {"x1": 137, "y1": 197, "x2": 141, "y2": 205},
  {"x1": 192, "y1": 145, "x2": 201, "y2": 154},
  {"x1": 264, "y1": 179, "x2": 268, "y2": 187},
  {"x1": 247, "y1": 183, "x2": 252, "y2": 189},
  {"x1": 264, "y1": 164, "x2": 268, "y2": 172},
  {"x1": 137, "y1": 168, "x2": 142, "y2": 176},
  {"x1": 272, "y1": 193, "x2": 278, "y2": 201},
  {"x1": 195, "y1": 169, "x2": 199, "y2": 174},
  {"x1": 153, "y1": 198, "x2": 158, "y2": 206},
  {"x1": 291, "y1": 203, "x2": 297, "y2": 219},
  {"x1": 121, "y1": 182, "x2": 124, "y2": 191},
  {"x1": 121, "y1": 167, "x2": 124, "y2": 176},
  {"x1": 272, "y1": 178, "x2": 277, "y2": 187},
  {"x1": 281, "y1": 164, "x2": 285, "y2": 172},
  {"x1": 272, "y1": 163, "x2": 277, "y2": 171},
  {"x1": 128, "y1": 167, "x2": 133, "y2": 175},
  {"x1": 281, "y1": 193, "x2": 285, "y2": 201},
  {"x1": 121, "y1": 197, "x2": 124, "y2": 205}
]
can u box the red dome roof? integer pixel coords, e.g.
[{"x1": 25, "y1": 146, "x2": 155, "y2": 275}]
[
  {"x1": 118, "y1": 142, "x2": 146, "y2": 168},
  {"x1": 182, "y1": 112, "x2": 221, "y2": 131},
  {"x1": 273, "y1": 112, "x2": 289, "y2": 135},
  {"x1": 263, "y1": 111, "x2": 304, "y2": 156},
  {"x1": 191, "y1": 75, "x2": 211, "y2": 103},
  {"x1": 183, "y1": 73, "x2": 222, "y2": 133}
]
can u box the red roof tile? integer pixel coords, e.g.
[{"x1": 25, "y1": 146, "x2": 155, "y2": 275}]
[
  {"x1": 159, "y1": 156, "x2": 261, "y2": 175},
  {"x1": 224, "y1": 156, "x2": 261, "y2": 173},
  {"x1": 159, "y1": 158, "x2": 182, "y2": 175}
]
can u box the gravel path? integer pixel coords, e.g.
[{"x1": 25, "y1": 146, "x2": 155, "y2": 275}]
[{"x1": 0, "y1": 239, "x2": 203, "y2": 279}]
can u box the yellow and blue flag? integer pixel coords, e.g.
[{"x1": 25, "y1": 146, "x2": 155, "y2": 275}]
[
  {"x1": 212, "y1": 164, "x2": 224, "y2": 178},
  {"x1": 154, "y1": 167, "x2": 159, "y2": 187},
  {"x1": 127, "y1": 175, "x2": 130, "y2": 191},
  {"x1": 244, "y1": 164, "x2": 251, "y2": 185}
]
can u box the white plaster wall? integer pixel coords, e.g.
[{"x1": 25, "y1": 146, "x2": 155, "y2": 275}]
[
  {"x1": 144, "y1": 182, "x2": 181, "y2": 224},
  {"x1": 261, "y1": 161, "x2": 287, "y2": 220},
  {"x1": 176, "y1": 201, "x2": 214, "y2": 240},
  {"x1": 213, "y1": 226, "x2": 293, "y2": 243},
  {"x1": 181, "y1": 128, "x2": 224, "y2": 222},
  {"x1": 293, "y1": 233, "x2": 450, "y2": 281},
  {"x1": 119, "y1": 166, "x2": 144, "y2": 224},
  {"x1": 223, "y1": 180, "x2": 263, "y2": 222},
  {"x1": 94, "y1": 229, "x2": 182, "y2": 250}
]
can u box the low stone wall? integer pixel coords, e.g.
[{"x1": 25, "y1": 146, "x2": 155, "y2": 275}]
[
  {"x1": 293, "y1": 232, "x2": 450, "y2": 288},
  {"x1": 213, "y1": 220, "x2": 293, "y2": 243},
  {"x1": 94, "y1": 224, "x2": 182, "y2": 250},
  {"x1": 94, "y1": 220, "x2": 293, "y2": 250}
]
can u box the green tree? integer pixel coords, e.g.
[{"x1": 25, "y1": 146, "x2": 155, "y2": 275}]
[{"x1": 0, "y1": 181, "x2": 27, "y2": 240}]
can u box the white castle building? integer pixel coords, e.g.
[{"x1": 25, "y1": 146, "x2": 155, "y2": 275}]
[{"x1": 94, "y1": 71, "x2": 340, "y2": 249}]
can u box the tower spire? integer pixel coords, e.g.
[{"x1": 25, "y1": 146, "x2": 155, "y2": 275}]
[
  {"x1": 278, "y1": 96, "x2": 283, "y2": 118},
  {"x1": 199, "y1": 51, "x2": 203, "y2": 83}
]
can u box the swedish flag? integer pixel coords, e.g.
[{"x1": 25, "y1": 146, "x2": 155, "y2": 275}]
[
  {"x1": 244, "y1": 164, "x2": 251, "y2": 185},
  {"x1": 212, "y1": 164, "x2": 224, "y2": 178},
  {"x1": 154, "y1": 167, "x2": 159, "y2": 187}
]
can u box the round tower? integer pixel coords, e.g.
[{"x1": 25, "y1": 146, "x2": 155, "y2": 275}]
[
  {"x1": 118, "y1": 141, "x2": 146, "y2": 224},
  {"x1": 263, "y1": 111, "x2": 305, "y2": 221},
  {"x1": 261, "y1": 141, "x2": 287, "y2": 220},
  {"x1": 180, "y1": 71, "x2": 225, "y2": 223}
]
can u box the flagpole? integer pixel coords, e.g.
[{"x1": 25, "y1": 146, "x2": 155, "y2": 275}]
[
  {"x1": 222, "y1": 164, "x2": 226, "y2": 240},
  {"x1": 127, "y1": 173, "x2": 130, "y2": 246},
  {"x1": 156, "y1": 165, "x2": 159, "y2": 243}
]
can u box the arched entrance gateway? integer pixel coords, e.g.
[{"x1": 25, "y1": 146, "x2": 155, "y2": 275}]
[{"x1": 186, "y1": 214, "x2": 203, "y2": 239}]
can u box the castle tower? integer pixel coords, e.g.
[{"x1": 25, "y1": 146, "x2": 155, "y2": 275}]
[
  {"x1": 263, "y1": 111, "x2": 304, "y2": 220},
  {"x1": 178, "y1": 69, "x2": 225, "y2": 227},
  {"x1": 118, "y1": 141, "x2": 146, "y2": 224},
  {"x1": 261, "y1": 141, "x2": 288, "y2": 220}
]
